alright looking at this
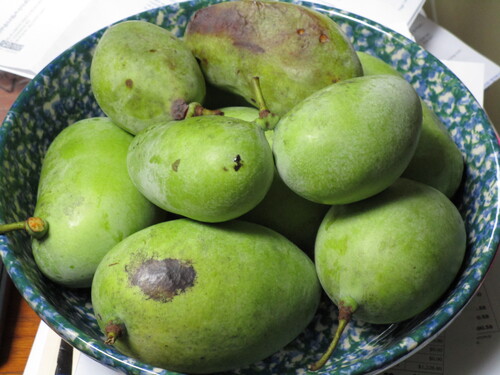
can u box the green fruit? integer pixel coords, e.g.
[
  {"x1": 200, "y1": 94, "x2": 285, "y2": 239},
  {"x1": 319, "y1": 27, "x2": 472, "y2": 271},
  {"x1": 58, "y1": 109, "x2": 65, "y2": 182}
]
[
  {"x1": 31, "y1": 117, "x2": 163, "y2": 288},
  {"x1": 184, "y1": 0, "x2": 362, "y2": 116},
  {"x1": 357, "y1": 51, "x2": 464, "y2": 197},
  {"x1": 127, "y1": 115, "x2": 274, "y2": 222},
  {"x1": 91, "y1": 218, "x2": 321, "y2": 373},
  {"x1": 310, "y1": 178, "x2": 466, "y2": 370},
  {"x1": 90, "y1": 20, "x2": 206, "y2": 135},
  {"x1": 273, "y1": 74, "x2": 422, "y2": 205}
]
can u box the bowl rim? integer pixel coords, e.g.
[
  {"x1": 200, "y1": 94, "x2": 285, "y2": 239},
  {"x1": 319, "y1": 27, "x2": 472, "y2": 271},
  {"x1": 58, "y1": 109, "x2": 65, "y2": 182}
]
[{"x1": 1, "y1": 0, "x2": 500, "y2": 374}]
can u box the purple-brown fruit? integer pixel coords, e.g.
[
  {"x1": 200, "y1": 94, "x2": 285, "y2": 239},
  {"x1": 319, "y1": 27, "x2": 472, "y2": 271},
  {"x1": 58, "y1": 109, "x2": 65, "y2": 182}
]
[{"x1": 184, "y1": 0, "x2": 362, "y2": 115}]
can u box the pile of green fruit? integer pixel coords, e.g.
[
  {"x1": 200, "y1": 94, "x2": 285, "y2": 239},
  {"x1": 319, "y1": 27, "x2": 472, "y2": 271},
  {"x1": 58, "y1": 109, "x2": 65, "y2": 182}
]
[{"x1": 0, "y1": 1, "x2": 468, "y2": 373}]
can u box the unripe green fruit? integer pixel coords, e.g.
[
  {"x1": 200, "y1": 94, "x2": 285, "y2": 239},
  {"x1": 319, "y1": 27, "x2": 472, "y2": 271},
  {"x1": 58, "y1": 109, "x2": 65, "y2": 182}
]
[
  {"x1": 32, "y1": 117, "x2": 163, "y2": 288},
  {"x1": 357, "y1": 51, "x2": 464, "y2": 198},
  {"x1": 90, "y1": 20, "x2": 205, "y2": 135},
  {"x1": 273, "y1": 74, "x2": 422, "y2": 205},
  {"x1": 127, "y1": 115, "x2": 274, "y2": 222},
  {"x1": 92, "y1": 218, "x2": 321, "y2": 373}
]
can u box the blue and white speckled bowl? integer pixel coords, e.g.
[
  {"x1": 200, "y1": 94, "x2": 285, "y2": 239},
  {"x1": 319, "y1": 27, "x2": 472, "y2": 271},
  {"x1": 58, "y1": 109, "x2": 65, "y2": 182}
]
[{"x1": 1, "y1": 1, "x2": 499, "y2": 374}]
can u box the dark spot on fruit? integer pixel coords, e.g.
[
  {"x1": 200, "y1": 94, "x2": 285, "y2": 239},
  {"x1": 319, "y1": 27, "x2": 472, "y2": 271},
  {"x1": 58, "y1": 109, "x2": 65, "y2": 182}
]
[
  {"x1": 172, "y1": 159, "x2": 181, "y2": 171},
  {"x1": 108, "y1": 262, "x2": 119, "y2": 267},
  {"x1": 171, "y1": 99, "x2": 189, "y2": 120},
  {"x1": 223, "y1": 166, "x2": 228, "y2": 171},
  {"x1": 129, "y1": 258, "x2": 196, "y2": 302},
  {"x1": 186, "y1": 5, "x2": 265, "y2": 53},
  {"x1": 125, "y1": 79, "x2": 133, "y2": 88},
  {"x1": 233, "y1": 154, "x2": 243, "y2": 171},
  {"x1": 149, "y1": 49, "x2": 157, "y2": 52},
  {"x1": 319, "y1": 34, "x2": 329, "y2": 43},
  {"x1": 297, "y1": 28, "x2": 305, "y2": 35}
]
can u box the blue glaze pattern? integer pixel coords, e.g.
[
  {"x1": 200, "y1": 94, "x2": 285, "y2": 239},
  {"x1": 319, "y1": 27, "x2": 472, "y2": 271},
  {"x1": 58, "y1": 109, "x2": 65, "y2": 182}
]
[{"x1": 0, "y1": 1, "x2": 499, "y2": 374}]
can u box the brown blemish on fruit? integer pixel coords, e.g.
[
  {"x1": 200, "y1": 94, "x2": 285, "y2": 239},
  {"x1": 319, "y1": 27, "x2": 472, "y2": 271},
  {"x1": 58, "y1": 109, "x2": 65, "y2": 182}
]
[
  {"x1": 319, "y1": 34, "x2": 329, "y2": 43},
  {"x1": 172, "y1": 159, "x2": 181, "y2": 171},
  {"x1": 186, "y1": 5, "x2": 265, "y2": 53},
  {"x1": 129, "y1": 258, "x2": 196, "y2": 302},
  {"x1": 233, "y1": 154, "x2": 243, "y2": 171},
  {"x1": 125, "y1": 79, "x2": 133, "y2": 88},
  {"x1": 297, "y1": 28, "x2": 305, "y2": 35},
  {"x1": 149, "y1": 49, "x2": 157, "y2": 52},
  {"x1": 108, "y1": 262, "x2": 119, "y2": 267},
  {"x1": 171, "y1": 99, "x2": 189, "y2": 120}
]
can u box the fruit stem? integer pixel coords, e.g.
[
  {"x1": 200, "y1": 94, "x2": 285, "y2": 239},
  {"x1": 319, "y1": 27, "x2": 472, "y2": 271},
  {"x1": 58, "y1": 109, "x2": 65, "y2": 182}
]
[
  {"x1": 308, "y1": 302, "x2": 355, "y2": 371},
  {"x1": 0, "y1": 217, "x2": 49, "y2": 239},
  {"x1": 185, "y1": 102, "x2": 223, "y2": 118},
  {"x1": 104, "y1": 321, "x2": 126, "y2": 345},
  {"x1": 250, "y1": 76, "x2": 280, "y2": 130}
]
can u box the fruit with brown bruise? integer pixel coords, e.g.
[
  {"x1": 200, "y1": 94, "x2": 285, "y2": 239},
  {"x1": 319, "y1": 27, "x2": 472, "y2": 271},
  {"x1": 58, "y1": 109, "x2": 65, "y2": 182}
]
[
  {"x1": 91, "y1": 218, "x2": 321, "y2": 374},
  {"x1": 90, "y1": 20, "x2": 206, "y2": 135},
  {"x1": 184, "y1": 0, "x2": 362, "y2": 115}
]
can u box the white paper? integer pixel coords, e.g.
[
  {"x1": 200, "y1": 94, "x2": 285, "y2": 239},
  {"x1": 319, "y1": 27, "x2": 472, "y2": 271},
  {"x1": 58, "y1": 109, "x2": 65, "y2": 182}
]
[
  {"x1": 23, "y1": 321, "x2": 80, "y2": 375},
  {"x1": 410, "y1": 14, "x2": 500, "y2": 89},
  {"x1": 311, "y1": 0, "x2": 425, "y2": 39},
  {"x1": 0, "y1": 0, "x2": 179, "y2": 78}
]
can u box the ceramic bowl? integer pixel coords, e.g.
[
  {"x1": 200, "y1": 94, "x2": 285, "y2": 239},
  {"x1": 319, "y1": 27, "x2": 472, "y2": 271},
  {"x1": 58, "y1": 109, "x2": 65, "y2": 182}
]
[{"x1": 1, "y1": 1, "x2": 499, "y2": 374}]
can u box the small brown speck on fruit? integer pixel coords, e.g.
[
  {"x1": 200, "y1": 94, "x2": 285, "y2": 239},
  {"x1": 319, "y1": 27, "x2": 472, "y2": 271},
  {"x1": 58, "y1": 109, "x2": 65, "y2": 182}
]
[
  {"x1": 125, "y1": 79, "x2": 133, "y2": 88},
  {"x1": 297, "y1": 28, "x2": 305, "y2": 35},
  {"x1": 319, "y1": 34, "x2": 329, "y2": 43}
]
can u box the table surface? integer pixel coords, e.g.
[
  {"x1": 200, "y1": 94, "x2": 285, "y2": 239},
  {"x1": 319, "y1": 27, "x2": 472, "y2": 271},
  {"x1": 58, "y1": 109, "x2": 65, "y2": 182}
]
[{"x1": 0, "y1": 73, "x2": 40, "y2": 375}]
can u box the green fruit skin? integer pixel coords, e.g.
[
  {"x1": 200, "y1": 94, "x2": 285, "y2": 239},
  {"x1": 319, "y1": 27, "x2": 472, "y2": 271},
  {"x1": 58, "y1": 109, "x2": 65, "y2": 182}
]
[
  {"x1": 315, "y1": 178, "x2": 467, "y2": 324},
  {"x1": 32, "y1": 117, "x2": 163, "y2": 288},
  {"x1": 91, "y1": 218, "x2": 321, "y2": 373},
  {"x1": 219, "y1": 106, "x2": 260, "y2": 122},
  {"x1": 127, "y1": 116, "x2": 274, "y2": 223},
  {"x1": 357, "y1": 51, "x2": 464, "y2": 198},
  {"x1": 273, "y1": 74, "x2": 422, "y2": 205},
  {"x1": 90, "y1": 20, "x2": 206, "y2": 135},
  {"x1": 184, "y1": 0, "x2": 362, "y2": 116}
]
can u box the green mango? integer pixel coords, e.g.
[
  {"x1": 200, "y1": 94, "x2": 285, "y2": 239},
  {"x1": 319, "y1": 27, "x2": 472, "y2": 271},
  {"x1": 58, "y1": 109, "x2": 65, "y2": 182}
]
[
  {"x1": 357, "y1": 51, "x2": 464, "y2": 198},
  {"x1": 273, "y1": 74, "x2": 422, "y2": 205},
  {"x1": 92, "y1": 218, "x2": 321, "y2": 373},
  {"x1": 184, "y1": 0, "x2": 362, "y2": 116},
  {"x1": 127, "y1": 115, "x2": 274, "y2": 223},
  {"x1": 91, "y1": 20, "x2": 206, "y2": 135},
  {"x1": 310, "y1": 178, "x2": 466, "y2": 370},
  {"x1": 32, "y1": 117, "x2": 163, "y2": 288}
]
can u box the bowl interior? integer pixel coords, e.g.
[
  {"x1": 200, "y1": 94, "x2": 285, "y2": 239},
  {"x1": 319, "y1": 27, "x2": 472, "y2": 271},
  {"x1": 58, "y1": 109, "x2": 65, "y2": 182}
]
[{"x1": 1, "y1": 1, "x2": 499, "y2": 374}]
